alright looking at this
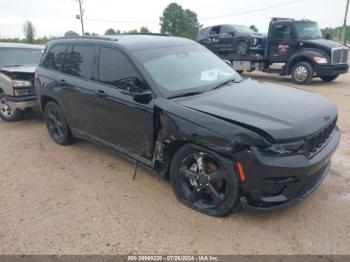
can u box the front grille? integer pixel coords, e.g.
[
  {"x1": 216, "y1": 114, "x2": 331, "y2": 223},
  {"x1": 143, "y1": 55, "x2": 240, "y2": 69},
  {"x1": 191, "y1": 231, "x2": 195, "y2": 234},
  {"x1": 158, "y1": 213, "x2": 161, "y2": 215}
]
[
  {"x1": 332, "y1": 47, "x2": 349, "y2": 64},
  {"x1": 304, "y1": 119, "x2": 336, "y2": 158}
]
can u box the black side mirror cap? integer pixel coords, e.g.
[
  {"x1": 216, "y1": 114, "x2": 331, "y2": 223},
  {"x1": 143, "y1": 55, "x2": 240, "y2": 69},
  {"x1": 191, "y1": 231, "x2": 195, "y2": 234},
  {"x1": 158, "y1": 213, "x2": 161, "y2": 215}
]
[{"x1": 132, "y1": 90, "x2": 153, "y2": 103}]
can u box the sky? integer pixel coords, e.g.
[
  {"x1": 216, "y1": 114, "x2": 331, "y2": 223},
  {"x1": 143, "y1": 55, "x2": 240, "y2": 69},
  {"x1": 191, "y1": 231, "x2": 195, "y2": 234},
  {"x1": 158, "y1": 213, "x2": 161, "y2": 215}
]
[{"x1": 0, "y1": 0, "x2": 348, "y2": 38}]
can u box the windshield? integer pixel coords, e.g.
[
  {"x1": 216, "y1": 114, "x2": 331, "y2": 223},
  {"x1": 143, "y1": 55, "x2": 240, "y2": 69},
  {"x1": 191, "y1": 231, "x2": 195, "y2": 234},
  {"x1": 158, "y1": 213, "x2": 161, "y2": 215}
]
[
  {"x1": 133, "y1": 44, "x2": 241, "y2": 97},
  {"x1": 0, "y1": 48, "x2": 43, "y2": 67},
  {"x1": 295, "y1": 21, "x2": 322, "y2": 39},
  {"x1": 232, "y1": 25, "x2": 255, "y2": 34}
]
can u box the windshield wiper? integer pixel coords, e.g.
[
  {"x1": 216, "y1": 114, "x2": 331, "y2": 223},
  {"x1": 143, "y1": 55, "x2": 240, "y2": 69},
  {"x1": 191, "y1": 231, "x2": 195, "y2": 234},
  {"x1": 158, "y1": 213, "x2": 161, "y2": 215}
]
[
  {"x1": 212, "y1": 78, "x2": 240, "y2": 90},
  {"x1": 3, "y1": 64, "x2": 21, "y2": 67},
  {"x1": 168, "y1": 91, "x2": 203, "y2": 99}
]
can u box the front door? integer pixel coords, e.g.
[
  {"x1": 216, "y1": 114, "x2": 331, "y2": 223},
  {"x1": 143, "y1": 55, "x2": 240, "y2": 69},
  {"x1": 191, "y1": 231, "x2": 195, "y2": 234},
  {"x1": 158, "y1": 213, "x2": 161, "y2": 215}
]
[
  {"x1": 268, "y1": 24, "x2": 296, "y2": 62},
  {"x1": 85, "y1": 46, "x2": 154, "y2": 159}
]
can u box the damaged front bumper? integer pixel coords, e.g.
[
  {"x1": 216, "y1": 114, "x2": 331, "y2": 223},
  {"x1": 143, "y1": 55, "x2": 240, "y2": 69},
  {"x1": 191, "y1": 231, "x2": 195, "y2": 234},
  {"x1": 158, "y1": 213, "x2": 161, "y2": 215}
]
[
  {"x1": 6, "y1": 95, "x2": 37, "y2": 111},
  {"x1": 235, "y1": 126, "x2": 340, "y2": 212}
]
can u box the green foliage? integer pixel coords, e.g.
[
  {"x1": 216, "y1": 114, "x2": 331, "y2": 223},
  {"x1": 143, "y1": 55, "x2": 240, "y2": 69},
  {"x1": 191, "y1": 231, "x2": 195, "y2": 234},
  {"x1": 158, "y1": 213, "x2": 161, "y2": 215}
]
[
  {"x1": 64, "y1": 30, "x2": 79, "y2": 37},
  {"x1": 321, "y1": 26, "x2": 350, "y2": 43},
  {"x1": 128, "y1": 29, "x2": 139, "y2": 34},
  {"x1": 104, "y1": 28, "x2": 117, "y2": 35},
  {"x1": 160, "y1": 2, "x2": 201, "y2": 39},
  {"x1": 23, "y1": 20, "x2": 36, "y2": 43},
  {"x1": 140, "y1": 27, "x2": 151, "y2": 33},
  {"x1": 249, "y1": 25, "x2": 258, "y2": 33}
]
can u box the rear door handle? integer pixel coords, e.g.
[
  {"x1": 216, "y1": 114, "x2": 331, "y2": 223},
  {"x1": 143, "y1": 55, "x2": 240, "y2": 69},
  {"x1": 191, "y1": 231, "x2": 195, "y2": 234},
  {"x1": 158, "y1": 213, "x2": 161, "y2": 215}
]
[{"x1": 94, "y1": 90, "x2": 108, "y2": 98}]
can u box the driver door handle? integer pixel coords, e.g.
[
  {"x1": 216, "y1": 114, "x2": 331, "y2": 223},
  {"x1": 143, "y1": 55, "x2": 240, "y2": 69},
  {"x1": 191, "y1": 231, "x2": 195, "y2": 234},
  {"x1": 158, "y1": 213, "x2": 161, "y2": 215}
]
[{"x1": 94, "y1": 90, "x2": 108, "y2": 98}]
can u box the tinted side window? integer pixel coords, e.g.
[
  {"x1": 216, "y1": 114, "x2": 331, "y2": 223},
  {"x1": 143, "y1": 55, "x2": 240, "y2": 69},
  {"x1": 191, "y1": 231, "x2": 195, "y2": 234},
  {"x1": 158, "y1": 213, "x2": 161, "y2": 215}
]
[
  {"x1": 70, "y1": 45, "x2": 96, "y2": 80},
  {"x1": 273, "y1": 25, "x2": 292, "y2": 39},
  {"x1": 98, "y1": 47, "x2": 137, "y2": 87},
  {"x1": 42, "y1": 45, "x2": 67, "y2": 71},
  {"x1": 220, "y1": 26, "x2": 232, "y2": 34},
  {"x1": 210, "y1": 26, "x2": 221, "y2": 35}
]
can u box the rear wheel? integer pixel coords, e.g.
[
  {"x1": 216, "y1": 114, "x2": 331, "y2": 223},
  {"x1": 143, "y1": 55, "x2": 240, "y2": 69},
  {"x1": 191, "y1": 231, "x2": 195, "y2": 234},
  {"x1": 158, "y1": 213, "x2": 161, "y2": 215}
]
[
  {"x1": 44, "y1": 101, "x2": 73, "y2": 145},
  {"x1": 320, "y1": 75, "x2": 339, "y2": 82},
  {"x1": 236, "y1": 41, "x2": 249, "y2": 56},
  {"x1": 170, "y1": 144, "x2": 240, "y2": 216},
  {"x1": 0, "y1": 92, "x2": 23, "y2": 121},
  {"x1": 291, "y1": 61, "x2": 314, "y2": 85}
]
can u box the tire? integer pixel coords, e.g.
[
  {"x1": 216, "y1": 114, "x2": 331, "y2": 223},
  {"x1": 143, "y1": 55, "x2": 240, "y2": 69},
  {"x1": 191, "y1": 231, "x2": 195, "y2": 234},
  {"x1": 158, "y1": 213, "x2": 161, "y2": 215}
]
[
  {"x1": 236, "y1": 41, "x2": 249, "y2": 56},
  {"x1": 44, "y1": 101, "x2": 73, "y2": 145},
  {"x1": 0, "y1": 92, "x2": 23, "y2": 121},
  {"x1": 291, "y1": 61, "x2": 314, "y2": 85},
  {"x1": 320, "y1": 75, "x2": 339, "y2": 82},
  {"x1": 170, "y1": 144, "x2": 240, "y2": 216}
]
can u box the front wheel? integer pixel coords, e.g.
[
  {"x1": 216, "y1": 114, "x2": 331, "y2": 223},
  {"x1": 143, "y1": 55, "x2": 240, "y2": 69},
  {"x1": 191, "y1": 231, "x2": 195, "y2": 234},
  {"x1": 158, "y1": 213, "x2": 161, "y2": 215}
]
[
  {"x1": 170, "y1": 144, "x2": 240, "y2": 216},
  {"x1": 291, "y1": 61, "x2": 314, "y2": 85},
  {"x1": 320, "y1": 75, "x2": 339, "y2": 82},
  {"x1": 0, "y1": 92, "x2": 23, "y2": 121}
]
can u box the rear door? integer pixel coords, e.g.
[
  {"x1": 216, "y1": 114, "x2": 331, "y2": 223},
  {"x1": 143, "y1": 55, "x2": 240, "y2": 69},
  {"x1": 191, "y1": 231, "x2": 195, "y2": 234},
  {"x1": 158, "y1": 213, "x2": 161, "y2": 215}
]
[
  {"x1": 207, "y1": 26, "x2": 222, "y2": 53},
  {"x1": 58, "y1": 44, "x2": 99, "y2": 132}
]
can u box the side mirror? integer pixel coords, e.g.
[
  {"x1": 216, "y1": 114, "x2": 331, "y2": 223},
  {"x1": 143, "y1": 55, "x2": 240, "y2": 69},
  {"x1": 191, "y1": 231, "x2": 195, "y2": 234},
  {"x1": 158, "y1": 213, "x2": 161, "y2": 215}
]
[
  {"x1": 325, "y1": 32, "x2": 332, "y2": 40},
  {"x1": 132, "y1": 90, "x2": 153, "y2": 103},
  {"x1": 118, "y1": 77, "x2": 153, "y2": 103},
  {"x1": 229, "y1": 31, "x2": 235, "y2": 36}
]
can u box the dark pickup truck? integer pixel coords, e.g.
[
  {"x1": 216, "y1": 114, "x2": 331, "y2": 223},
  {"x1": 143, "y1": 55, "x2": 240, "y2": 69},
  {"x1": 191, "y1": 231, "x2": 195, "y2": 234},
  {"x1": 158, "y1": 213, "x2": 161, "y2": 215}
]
[
  {"x1": 197, "y1": 18, "x2": 349, "y2": 84},
  {"x1": 0, "y1": 43, "x2": 44, "y2": 121}
]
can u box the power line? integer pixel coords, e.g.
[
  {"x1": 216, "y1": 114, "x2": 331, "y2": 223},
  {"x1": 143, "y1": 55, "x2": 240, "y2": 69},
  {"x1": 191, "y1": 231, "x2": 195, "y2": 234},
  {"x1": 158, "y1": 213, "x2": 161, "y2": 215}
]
[
  {"x1": 84, "y1": 0, "x2": 302, "y2": 24},
  {"x1": 200, "y1": 0, "x2": 303, "y2": 20}
]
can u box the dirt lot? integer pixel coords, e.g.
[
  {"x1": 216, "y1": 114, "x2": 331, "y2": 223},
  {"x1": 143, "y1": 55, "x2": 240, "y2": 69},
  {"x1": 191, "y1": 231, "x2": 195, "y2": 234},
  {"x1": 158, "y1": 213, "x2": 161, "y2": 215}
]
[{"x1": 0, "y1": 73, "x2": 349, "y2": 255}]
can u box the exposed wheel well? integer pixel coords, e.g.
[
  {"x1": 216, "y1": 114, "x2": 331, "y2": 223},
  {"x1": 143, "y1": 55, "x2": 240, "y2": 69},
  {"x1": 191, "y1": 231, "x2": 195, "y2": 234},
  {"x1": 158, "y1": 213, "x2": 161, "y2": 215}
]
[
  {"x1": 287, "y1": 56, "x2": 314, "y2": 75},
  {"x1": 40, "y1": 95, "x2": 59, "y2": 112},
  {"x1": 157, "y1": 140, "x2": 188, "y2": 178}
]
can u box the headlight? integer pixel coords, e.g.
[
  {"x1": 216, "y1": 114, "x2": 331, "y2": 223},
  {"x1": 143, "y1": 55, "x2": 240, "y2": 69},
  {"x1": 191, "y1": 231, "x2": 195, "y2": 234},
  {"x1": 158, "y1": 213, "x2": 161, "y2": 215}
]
[
  {"x1": 313, "y1": 56, "x2": 328, "y2": 64},
  {"x1": 259, "y1": 140, "x2": 305, "y2": 155},
  {"x1": 12, "y1": 80, "x2": 32, "y2": 88}
]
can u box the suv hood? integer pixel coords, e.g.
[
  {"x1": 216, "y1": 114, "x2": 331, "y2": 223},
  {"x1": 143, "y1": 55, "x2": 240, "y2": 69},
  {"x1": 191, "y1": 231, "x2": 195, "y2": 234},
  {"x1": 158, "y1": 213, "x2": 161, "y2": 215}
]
[
  {"x1": 175, "y1": 79, "x2": 337, "y2": 141},
  {"x1": 0, "y1": 65, "x2": 37, "y2": 74}
]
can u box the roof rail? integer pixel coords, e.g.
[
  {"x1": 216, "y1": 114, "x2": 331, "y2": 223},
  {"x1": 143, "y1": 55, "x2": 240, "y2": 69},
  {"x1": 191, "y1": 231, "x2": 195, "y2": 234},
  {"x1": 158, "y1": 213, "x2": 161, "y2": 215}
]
[
  {"x1": 121, "y1": 33, "x2": 171, "y2": 36},
  {"x1": 54, "y1": 35, "x2": 117, "y2": 41},
  {"x1": 271, "y1": 17, "x2": 295, "y2": 22}
]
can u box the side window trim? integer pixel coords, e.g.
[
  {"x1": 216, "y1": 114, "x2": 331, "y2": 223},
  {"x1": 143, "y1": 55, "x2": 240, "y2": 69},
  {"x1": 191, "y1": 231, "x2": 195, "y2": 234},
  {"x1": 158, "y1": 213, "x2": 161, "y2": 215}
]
[{"x1": 42, "y1": 44, "x2": 68, "y2": 72}]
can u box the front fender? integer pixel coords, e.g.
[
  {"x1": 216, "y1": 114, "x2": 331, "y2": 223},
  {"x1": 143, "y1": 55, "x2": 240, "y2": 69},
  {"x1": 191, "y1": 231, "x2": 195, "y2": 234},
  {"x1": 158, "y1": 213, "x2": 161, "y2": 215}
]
[{"x1": 286, "y1": 49, "x2": 330, "y2": 74}]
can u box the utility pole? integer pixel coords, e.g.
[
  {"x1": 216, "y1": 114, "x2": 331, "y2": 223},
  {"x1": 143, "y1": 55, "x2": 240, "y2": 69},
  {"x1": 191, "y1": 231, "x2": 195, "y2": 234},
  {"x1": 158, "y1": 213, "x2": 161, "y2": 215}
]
[
  {"x1": 78, "y1": 0, "x2": 85, "y2": 35},
  {"x1": 341, "y1": 0, "x2": 349, "y2": 45}
]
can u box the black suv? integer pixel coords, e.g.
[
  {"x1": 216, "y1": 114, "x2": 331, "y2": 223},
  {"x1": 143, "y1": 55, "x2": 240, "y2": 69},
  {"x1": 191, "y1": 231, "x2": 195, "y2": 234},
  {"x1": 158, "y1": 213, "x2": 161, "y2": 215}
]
[
  {"x1": 197, "y1": 24, "x2": 265, "y2": 56},
  {"x1": 35, "y1": 35, "x2": 340, "y2": 216}
]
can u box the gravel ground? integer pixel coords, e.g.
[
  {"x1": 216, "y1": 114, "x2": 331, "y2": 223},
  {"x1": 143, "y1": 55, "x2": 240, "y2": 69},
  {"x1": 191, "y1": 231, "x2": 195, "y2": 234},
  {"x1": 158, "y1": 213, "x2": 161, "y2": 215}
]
[{"x1": 0, "y1": 73, "x2": 349, "y2": 255}]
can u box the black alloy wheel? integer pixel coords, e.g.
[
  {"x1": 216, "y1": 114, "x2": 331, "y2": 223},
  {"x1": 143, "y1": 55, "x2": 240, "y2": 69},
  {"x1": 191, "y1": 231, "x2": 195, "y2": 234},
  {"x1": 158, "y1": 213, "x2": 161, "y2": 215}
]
[
  {"x1": 44, "y1": 101, "x2": 73, "y2": 145},
  {"x1": 171, "y1": 144, "x2": 240, "y2": 216}
]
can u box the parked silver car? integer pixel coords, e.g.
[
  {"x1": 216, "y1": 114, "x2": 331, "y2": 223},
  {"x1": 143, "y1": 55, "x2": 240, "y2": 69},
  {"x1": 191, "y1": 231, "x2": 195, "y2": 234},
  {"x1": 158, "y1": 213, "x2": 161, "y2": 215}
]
[{"x1": 0, "y1": 42, "x2": 44, "y2": 121}]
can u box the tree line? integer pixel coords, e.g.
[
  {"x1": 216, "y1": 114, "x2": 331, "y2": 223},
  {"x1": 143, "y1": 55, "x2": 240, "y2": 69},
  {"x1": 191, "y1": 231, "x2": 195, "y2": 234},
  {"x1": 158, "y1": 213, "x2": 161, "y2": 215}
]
[{"x1": 0, "y1": 2, "x2": 348, "y2": 45}]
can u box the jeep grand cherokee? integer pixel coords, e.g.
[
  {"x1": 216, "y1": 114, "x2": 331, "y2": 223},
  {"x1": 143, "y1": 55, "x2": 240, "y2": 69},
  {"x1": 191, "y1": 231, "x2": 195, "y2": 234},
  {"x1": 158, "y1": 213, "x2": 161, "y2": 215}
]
[{"x1": 35, "y1": 35, "x2": 340, "y2": 216}]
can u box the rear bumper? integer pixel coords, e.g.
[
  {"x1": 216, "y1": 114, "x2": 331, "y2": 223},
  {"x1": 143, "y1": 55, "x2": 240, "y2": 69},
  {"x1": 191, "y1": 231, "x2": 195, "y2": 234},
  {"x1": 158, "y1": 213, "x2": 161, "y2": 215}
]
[
  {"x1": 315, "y1": 64, "x2": 349, "y2": 76},
  {"x1": 235, "y1": 126, "x2": 340, "y2": 212},
  {"x1": 6, "y1": 95, "x2": 38, "y2": 110}
]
